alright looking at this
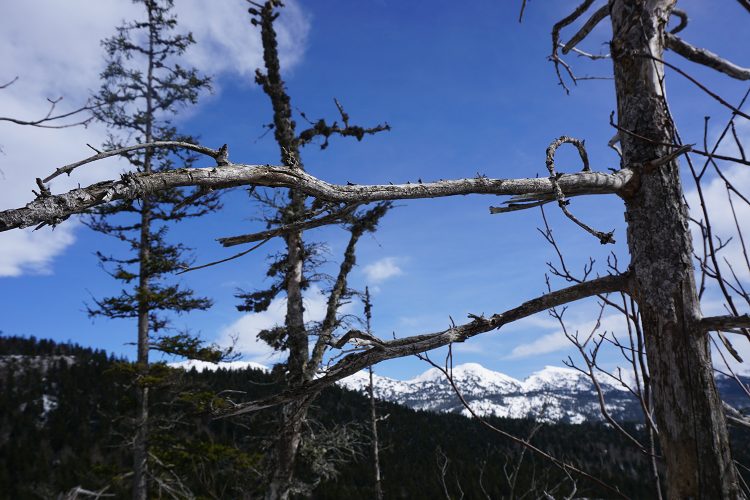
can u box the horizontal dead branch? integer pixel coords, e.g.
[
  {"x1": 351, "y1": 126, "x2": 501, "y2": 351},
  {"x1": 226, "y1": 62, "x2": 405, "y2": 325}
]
[
  {"x1": 216, "y1": 273, "x2": 629, "y2": 417},
  {"x1": 0, "y1": 164, "x2": 633, "y2": 232},
  {"x1": 665, "y1": 33, "x2": 750, "y2": 81},
  {"x1": 0, "y1": 92, "x2": 93, "y2": 130},
  {"x1": 701, "y1": 314, "x2": 750, "y2": 333},
  {"x1": 724, "y1": 402, "x2": 750, "y2": 430},
  {"x1": 43, "y1": 141, "x2": 226, "y2": 183}
]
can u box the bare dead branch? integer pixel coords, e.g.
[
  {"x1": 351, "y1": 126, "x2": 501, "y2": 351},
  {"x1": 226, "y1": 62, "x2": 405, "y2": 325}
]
[
  {"x1": 550, "y1": 0, "x2": 597, "y2": 92},
  {"x1": 215, "y1": 273, "x2": 628, "y2": 416},
  {"x1": 668, "y1": 9, "x2": 688, "y2": 35},
  {"x1": 43, "y1": 141, "x2": 226, "y2": 183},
  {"x1": 0, "y1": 163, "x2": 633, "y2": 232},
  {"x1": 0, "y1": 89, "x2": 93, "y2": 129},
  {"x1": 701, "y1": 314, "x2": 750, "y2": 333},
  {"x1": 0, "y1": 76, "x2": 19, "y2": 89},
  {"x1": 645, "y1": 54, "x2": 750, "y2": 120},
  {"x1": 561, "y1": 5, "x2": 609, "y2": 55},
  {"x1": 737, "y1": 0, "x2": 750, "y2": 15},
  {"x1": 665, "y1": 33, "x2": 750, "y2": 80},
  {"x1": 218, "y1": 204, "x2": 359, "y2": 247},
  {"x1": 563, "y1": 44, "x2": 610, "y2": 60},
  {"x1": 724, "y1": 402, "x2": 750, "y2": 430},
  {"x1": 545, "y1": 136, "x2": 615, "y2": 244},
  {"x1": 518, "y1": 0, "x2": 528, "y2": 23},
  {"x1": 177, "y1": 238, "x2": 271, "y2": 274},
  {"x1": 608, "y1": 111, "x2": 750, "y2": 167}
]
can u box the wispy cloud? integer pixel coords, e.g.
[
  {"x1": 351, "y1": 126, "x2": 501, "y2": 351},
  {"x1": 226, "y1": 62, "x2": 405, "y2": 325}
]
[
  {"x1": 177, "y1": 0, "x2": 309, "y2": 80},
  {"x1": 0, "y1": 0, "x2": 310, "y2": 278},
  {"x1": 363, "y1": 257, "x2": 403, "y2": 284},
  {"x1": 0, "y1": 225, "x2": 76, "y2": 277},
  {"x1": 216, "y1": 286, "x2": 349, "y2": 363},
  {"x1": 506, "y1": 313, "x2": 627, "y2": 359}
]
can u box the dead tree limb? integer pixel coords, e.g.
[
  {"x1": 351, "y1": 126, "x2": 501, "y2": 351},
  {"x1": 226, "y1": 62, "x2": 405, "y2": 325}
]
[
  {"x1": 665, "y1": 33, "x2": 750, "y2": 80},
  {"x1": 561, "y1": 5, "x2": 609, "y2": 55},
  {"x1": 0, "y1": 165, "x2": 633, "y2": 232},
  {"x1": 216, "y1": 273, "x2": 628, "y2": 416},
  {"x1": 217, "y1": 203, "x2": 360, "y2": 247}
]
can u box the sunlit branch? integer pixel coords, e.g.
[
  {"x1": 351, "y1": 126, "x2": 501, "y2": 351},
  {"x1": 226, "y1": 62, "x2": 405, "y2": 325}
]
[
  {"x1": 43, "y1": 141, "x2": 227, "y2": 183},
  {"x1": 0, "y1": 163, "x2": 633, "y2": 232},
  {"x1": 665, "y1": 33, "x2": 750, "y2": 81}
]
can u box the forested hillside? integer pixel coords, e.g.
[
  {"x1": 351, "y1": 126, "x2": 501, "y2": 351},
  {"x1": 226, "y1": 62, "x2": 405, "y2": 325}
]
[{"x1": 2, "y1": 335, "x2": 748, "y2": 498}]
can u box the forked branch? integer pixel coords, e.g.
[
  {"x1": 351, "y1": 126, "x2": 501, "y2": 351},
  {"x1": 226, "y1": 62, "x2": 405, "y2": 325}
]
[{"x1": 0, "y1": 79, "x2": 93, "y2": 129}]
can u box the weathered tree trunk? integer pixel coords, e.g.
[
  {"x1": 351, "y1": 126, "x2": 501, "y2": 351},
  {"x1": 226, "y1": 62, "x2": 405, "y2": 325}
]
[
  {"x1": 610, "y1": 1, "x2": 742, "y2": 497},
  {"x1": 368, "y1": 367, "x2": 383, "y2": 500},
  {"x1": 265, "y1": 398, "x2": 311, "y2": 500},
  {"x1": 132, "y1": 8, "x2": 157, "y2": 498}
]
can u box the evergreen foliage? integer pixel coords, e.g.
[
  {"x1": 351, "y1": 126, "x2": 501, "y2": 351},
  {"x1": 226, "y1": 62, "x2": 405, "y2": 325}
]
[
  {"x1": 83, "y1": 1, "x2": 226, "y2": 496},
  {"x1": 87, "y1": 0, "x2": 219, "y2": 349}
]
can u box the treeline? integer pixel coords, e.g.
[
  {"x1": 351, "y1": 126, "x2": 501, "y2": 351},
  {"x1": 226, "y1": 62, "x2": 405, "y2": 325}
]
[{"x1": 2, "y1": 335, "x2": 748, "y2": 498}]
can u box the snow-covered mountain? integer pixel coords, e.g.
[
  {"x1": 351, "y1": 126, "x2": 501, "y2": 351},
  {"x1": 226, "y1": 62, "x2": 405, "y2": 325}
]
[
  {"x1": 340, "y1": 363, "x2": 642, "y2": 423},
  {"x1": 169, "y1": 359, "x2": 749, "y2": 424}
]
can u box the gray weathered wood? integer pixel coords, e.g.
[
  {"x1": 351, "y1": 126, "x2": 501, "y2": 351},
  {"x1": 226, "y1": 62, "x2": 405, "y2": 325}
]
[{"x1": 610, "y1": 1, "x2": 742, "y2": 497}]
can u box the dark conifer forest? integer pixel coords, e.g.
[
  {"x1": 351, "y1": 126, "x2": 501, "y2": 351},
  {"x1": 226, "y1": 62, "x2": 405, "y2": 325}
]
[{"x1": 1, "y1": 335, "x2": 748, "y2": 498}]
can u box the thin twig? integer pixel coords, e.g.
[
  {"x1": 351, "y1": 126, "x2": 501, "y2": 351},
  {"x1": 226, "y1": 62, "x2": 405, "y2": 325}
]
[{"x1": 177, "y1": 238, "x2": 271, "y2": 274}]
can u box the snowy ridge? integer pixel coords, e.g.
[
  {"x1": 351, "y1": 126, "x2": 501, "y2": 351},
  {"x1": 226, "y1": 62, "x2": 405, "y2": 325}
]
[
  {"x1": 147, "y1": 359, "x2": 745, "y2": 424},
  {"x1": 340, "y1": 363, "x2": 639, "y2": 423}
]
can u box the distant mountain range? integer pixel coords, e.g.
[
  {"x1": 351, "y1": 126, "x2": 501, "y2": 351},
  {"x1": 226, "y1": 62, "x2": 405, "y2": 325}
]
[
  {"x1": 175, "y1": 360, "x2": 750, "y2": 424},
  {"x1": 340, "y1": 363, "x2": 643, "y2": 423},
  {"x1": 341, "y1": 363, "x2": 750, "y2": 423}
]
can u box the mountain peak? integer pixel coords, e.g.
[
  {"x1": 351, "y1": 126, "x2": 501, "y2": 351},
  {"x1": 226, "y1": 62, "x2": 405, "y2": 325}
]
[{"x1": 340, "y1": 361, "x2": 642, "y2": 423}]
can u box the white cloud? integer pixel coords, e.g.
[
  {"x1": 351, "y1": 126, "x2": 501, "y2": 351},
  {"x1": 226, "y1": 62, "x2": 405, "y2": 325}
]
[
  {"x1": 507, "y1": 312, "x2": 627, "y2": 359},
  {"x1": 0, "y1": 225, "x2": 76, "y2": 277},
  {"x1": 685, "y1": 163, "x2": 750, "y2": 282},
  {"x1": 363, "y1": 257, "x2": 403, "y2": 284},
  {"x1": 0, "y1": 0, "x2": 309, "y2": 277},
  {"x1": 178, "y1": 0, "x2": 309, "y2": 79},
  {"x1": 507, "y1": 330, "x2": 571, "y2": 359},
  {"x1": 216, "y1": 286, "x2": 347, "y2": 363}
]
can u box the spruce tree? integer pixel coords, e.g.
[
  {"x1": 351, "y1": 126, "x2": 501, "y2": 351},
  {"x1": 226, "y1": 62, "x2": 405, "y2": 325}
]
[{"x1": 86, "y1": 1, "x2": 221, "y2": 498}]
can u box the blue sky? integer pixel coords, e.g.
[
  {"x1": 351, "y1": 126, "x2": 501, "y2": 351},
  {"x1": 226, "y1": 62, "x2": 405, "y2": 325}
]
[{"x1": 1, "y1": 0, "x2": 749, "y2": 380}]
